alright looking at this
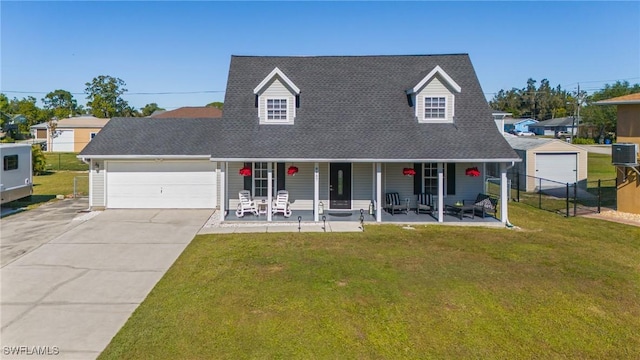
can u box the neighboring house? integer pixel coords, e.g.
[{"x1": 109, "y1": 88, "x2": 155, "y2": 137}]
[
  {"x1": 504, "y1": 136, "x2": 588, "y2": 191},
  {"x1": 79, "y1": 54, "x2": 521, "y2": 224},
  {"x1": 596, "y1": 93, "x2": 640, "y2": 215},
  {"x1": 149, "y1": 106, "x2": 222, "y2": 118},
  {"x1": 492, "y1": 111, "x2": 512, "y2": 133},
  {"x1": 32, "y1": 116, "x2": 110, "y2": 153},
  {"x1": 503, "y1": 118, "x2": 537, "y2": 133},
  {"x1": 30, "y1": 122, "x2": 48, "y2": 141},
  {"x1": 0, "y1": 143, "x2": 33, "y2": 204},
  {"x1": 528, "y1": 116, "x2": 580, "y2": 136}
]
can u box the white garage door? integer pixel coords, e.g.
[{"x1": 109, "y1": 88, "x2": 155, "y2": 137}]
[
  {"x1": 106, "y1": 161, "x2": 217, "y2": 208},
  {"x1": 535, "y1": 153, "x2": 577, "y2": 189},
  {"x1": 51, "y1": 129, "x2": 74, "y2": 152}
]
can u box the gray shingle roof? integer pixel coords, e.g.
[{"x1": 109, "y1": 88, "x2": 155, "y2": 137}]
[
  {"x1": 530, "y1": 117, "x2": 581, "y2": 127},
  {"x1": 80, "y1": 118, "x2": 219, "y2": 156},
  {"x1": 214, "y1": 54, "x2": 518, "y2": 161},
  {"x1": 82, "y1": 54, "x2": 519, "y2": 162}
]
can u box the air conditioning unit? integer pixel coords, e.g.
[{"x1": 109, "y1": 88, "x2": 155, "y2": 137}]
[{"x1": 612, "y1": 143, "x2": 639, "y2": 166}]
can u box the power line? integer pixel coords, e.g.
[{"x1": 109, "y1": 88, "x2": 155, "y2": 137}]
[{"x1": 1, "y1": 90, "x2": 225, "y2": 95}]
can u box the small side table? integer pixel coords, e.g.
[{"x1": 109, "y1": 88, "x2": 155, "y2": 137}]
[
  {"x1": 405, "y1": 198, "x2": 410, "y2": 214},
  {"x1": 256, "y1": 200, "x2": 268, "y2": 216}
]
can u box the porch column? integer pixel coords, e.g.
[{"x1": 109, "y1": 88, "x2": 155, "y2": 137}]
[
  {"x1": 219, "y1": 162, "x2": 226, "y2": 219},
  {"x1": 376, "y1": 162, "x2": 382, "y2": 223},
  {"x1": 371, "y1": 163, "x2": 376, "y2": 201},
  {"x1": 500, "y1": 162, "x2": 509, "y2": 224},
  {"x1": 482, "y1": 163, "x2": 488, "y2": 194},
  {"x1": 267, "y1": 163, "x2": 273, "y2": 222},
  {"x1": 437, "y1": 162, "x2": 444, "y2": 223},
  {"x1": 314, "y1": 162, "x2": 319, "y2": 222}
]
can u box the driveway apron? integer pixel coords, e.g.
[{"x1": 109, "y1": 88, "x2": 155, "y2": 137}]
[{"x1": 0, "y1": 209, "x2": 212, "y2": 360}]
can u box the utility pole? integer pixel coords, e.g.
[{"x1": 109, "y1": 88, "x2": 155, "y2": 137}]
[{"x1": 576, "y1": 83, "x2": 581, "y2": 138}]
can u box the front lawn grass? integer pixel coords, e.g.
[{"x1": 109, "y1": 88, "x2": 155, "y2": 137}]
[{"x1": 99, "y1": 203, "x2": 640, "y2": 359}]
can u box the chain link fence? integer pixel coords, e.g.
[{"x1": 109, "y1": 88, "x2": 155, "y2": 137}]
[
  {"x1": 73, "y1": 176, "x2": 89, "y2": 198},
  {"x1": 495, "y1": 171, "x2": 617, "y2": 217}
]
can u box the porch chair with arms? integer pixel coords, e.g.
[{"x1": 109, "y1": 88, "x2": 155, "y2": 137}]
[
  {"x1": 463, "y1": 193, "x2": 498, "y2": 218},
  {"x1": 236, "y1": 190, "x2": 258, "y2": 217},
  {"x1": 272, "y1": 190, "x2": 292, "y2": 218},
  {"x1": 385, "y1": 192, "x2": 408, "y2": 215},
  {"x1": 416, "y1": 192, "x2": 434, "y2": 215}
]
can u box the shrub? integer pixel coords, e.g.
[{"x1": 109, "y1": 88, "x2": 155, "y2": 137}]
[
  {"x1": 32, "y1": 144, "x2": 47, "y2": 175},
  {"x1": 572, "y1": 138, "x2": 595, "y2": 145}
]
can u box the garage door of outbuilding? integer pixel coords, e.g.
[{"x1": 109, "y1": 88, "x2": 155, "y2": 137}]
[
  {"x1": 106, "y1": 160, "x2": 217, "y2": 208},
  {"x1": 51, "y1": 129, "x2": 74, "y2": 152},
  {"x1": 535, "y1": 153, "x2": 577, "y2": 189}
]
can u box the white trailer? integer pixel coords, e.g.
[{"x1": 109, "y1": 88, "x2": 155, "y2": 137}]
[{"x1": 0, "y1": 143, "x2": 33, "y2": 204}]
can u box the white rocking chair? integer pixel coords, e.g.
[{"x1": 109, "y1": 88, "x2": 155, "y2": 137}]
[
  {"x1": 236, "y1": 190, "x2": 258, "y2": 217},
  {"x1": 272, "y1": 190, "x2": 292, "y2": 218}
]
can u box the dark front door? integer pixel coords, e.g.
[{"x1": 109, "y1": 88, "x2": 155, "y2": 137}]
[{"x1": 329, "y1": 163, "x2": 351, "y2": 209}]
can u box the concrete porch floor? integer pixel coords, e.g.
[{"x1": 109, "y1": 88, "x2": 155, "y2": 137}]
[{"x1": 199, "y1": 208, "x2": 504, "y2": 234}]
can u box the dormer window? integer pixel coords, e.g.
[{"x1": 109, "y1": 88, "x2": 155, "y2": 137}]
[
  {"x1": 406, "y1": 65, "x2": 461, "y2": 124},
  {"x1": 254, "y1": 67, "x2": 300, "y2": 125},
  {"x1": 424, "y1": 97, "x2": 446, "y2": 119},
  {"x1": 267, "y1": 98, "x2": 288, "y2": 121}
]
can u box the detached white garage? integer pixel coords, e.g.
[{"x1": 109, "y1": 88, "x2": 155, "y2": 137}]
[
  {"x1": 51, "y1": 129, "x2": 74, "y2": 152},
  {"x1": 505, "y1": 137, "x2": 588, "y2": 192},
  {"x1": 103, "y1": 160, "x2": 217, "y2": 209}
]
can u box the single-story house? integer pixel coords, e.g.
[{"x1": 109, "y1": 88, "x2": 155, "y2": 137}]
[
  {"x1": 503, "y1": 118, "x2": 537, "y2": 133},
  {"x1": 596, "y1": 93, "x2": 640, "y2": 214},
  {"x1": 504, "y1": 136, "x2": 588, "y2": 191},
  {"x1": 149, "y1": 106, "x2": 222, "y2": 118},
  {"x1": 528, "y1": 116, "x2": 581, "y2": 137},
  {"x1": 79, "y1": 54, "x2": 521, "y2": 224},
  {"x1": 30, "y1": 122, "x2": 48, "y2": 141},
  {"x1": 31, "y1": 116, "x2": 110, "y2": 152}
]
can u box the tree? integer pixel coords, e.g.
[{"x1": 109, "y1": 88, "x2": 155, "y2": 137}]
[
  {"x1": 42, "y1": 89, "x2": 78, "y2": 120},
  {"x1": 489, "y1": 79, "x2": 574, "y2": 121},
  {"x1": 8, "y1": 96, "x2": 49, "y2": 132},
  {"x1": 85, "y1": 75, "x2": 131, "y2": 118},
  {"x1": 581, "y1": 81, "x2": 640, "y2": 137},
  {"x1": 206, "y1": 101, "x2": 223, "y2": 110},
  {"x1": 141, "y1": 103, "x2": 165, "y2": 117}
]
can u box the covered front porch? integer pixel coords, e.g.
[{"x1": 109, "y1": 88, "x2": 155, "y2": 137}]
[
  {"x1": 224, "y1": 208, "x2": 503, "y2": 226},
  {"x1": 216, "y1": 161, "x2": 511, "y2": 225}
]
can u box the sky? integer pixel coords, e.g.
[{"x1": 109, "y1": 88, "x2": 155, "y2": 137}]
[{"x1": 1, "y1": 1, "x2": 639, "y2": 111}]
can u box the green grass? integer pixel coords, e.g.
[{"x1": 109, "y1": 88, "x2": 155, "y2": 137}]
[
  {"x1": 4, "y1": 171, "x2": 88, "y2": 209},
  {"x1": 44, "y1": 152, "x2": 89, "y2": 171},
  {"x1": 99, "y1": 203, "x2": 640, "y2": 359},
  {"x1": 587, "y1": 153, "x2": 616, "y2": 182}
]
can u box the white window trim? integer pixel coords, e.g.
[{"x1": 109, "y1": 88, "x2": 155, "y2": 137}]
[
  {"x1": 423, "y1": 96, "x2": 447, "y2": 120},
  {"x1": 423, "y1": 162, "x2": 448, "y2": 196},
  {"x1": 89, "y1": 132, "x2": 97, "y2": 141},
  {"x1": 418, "y1": 94, "x2": 454, "y2": 123},
  {"x1": 263, "y1": 97, "x2": 290, "y2": 123},
  {"x1": 252, "y1": 162, "x2": 277, "y2": 198}
]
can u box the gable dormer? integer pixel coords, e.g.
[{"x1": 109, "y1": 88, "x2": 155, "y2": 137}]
[
  {"x1": 406, "y1": 65, "x2": 461, "y2": 124},
  {"x1": 254, "y1": 67, "x2": 300, "y2": 125}
]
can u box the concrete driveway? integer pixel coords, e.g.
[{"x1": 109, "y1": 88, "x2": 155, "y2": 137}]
[{"x1": 1, "y1": 208, "x2": 212, "y2": 359}]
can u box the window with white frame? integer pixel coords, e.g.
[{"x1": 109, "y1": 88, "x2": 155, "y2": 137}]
[
  {"x1": 424, "y1": 97, "x2": 446, "y2": 119},
  {"x1": 253, "y1": 162, "x2": 276, "y2": 197},
  {"x1": 266, "y1": 99, "x2": 287, "y2": 121},
  {"x1": 423, "y1": 163, "x2": 447, "y2": 195}
]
